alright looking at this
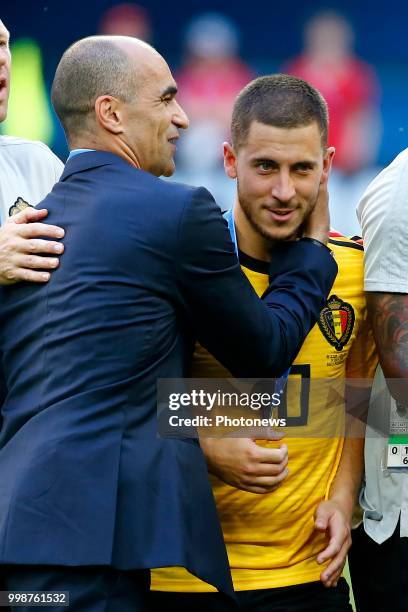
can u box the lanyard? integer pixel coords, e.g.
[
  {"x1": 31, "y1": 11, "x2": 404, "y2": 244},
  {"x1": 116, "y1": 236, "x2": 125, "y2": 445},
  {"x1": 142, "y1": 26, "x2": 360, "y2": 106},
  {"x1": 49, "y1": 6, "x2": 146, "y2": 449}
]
[{"x1": 223, "y1": 207, "x2": 238, "y2": 256}]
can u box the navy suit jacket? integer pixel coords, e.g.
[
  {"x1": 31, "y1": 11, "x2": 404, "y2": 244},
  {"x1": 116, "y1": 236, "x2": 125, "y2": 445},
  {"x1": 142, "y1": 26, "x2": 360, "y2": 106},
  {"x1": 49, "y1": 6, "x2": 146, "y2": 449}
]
[{"x1": 0, "y1": 152, "x2": 337, "y2": 596}]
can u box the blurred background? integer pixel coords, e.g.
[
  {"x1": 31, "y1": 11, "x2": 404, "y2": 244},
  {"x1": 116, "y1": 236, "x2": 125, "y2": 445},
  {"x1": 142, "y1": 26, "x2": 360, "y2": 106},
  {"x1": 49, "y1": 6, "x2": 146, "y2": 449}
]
[{"x1": 2, "y1": 0, "x2": 407, "y2": 235}]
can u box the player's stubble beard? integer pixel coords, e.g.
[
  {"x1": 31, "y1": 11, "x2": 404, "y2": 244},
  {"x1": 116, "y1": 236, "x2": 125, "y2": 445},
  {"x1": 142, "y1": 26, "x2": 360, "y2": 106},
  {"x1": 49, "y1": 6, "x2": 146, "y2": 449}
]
[{"x1": 236, "y1": 178, "x2": 320, "y2": 256}]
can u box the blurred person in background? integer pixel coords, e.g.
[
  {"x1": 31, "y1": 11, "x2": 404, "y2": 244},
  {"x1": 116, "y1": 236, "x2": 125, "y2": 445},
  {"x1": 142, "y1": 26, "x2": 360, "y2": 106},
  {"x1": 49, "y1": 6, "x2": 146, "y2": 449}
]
[
  {"x1": 0, "y1": 18, "x2": 64, "y2": 285},
  {"x1": 348, "y1": 151, "x2": 408, "y2": 612},
  {"x1": 286, "y1": 11, "x2": 381, "y2": 236},
  {"x1": 174, "y1": 12, "x2": 254, "y2": 209},
  {"x1": 98, "y1": 3, "x2": 152, "y2": 41}
]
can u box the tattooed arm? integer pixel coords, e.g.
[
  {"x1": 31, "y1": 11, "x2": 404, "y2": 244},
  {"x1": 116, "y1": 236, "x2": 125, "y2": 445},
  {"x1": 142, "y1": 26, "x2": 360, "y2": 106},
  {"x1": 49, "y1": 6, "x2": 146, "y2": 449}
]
[{"x1": 366, "y1": 292, "x2": 408, "y2": 404}]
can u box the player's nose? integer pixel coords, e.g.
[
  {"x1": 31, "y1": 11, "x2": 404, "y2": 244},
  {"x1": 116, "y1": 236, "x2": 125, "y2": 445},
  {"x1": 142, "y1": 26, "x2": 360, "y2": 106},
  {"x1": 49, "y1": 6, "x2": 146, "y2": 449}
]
[{"x1": 271, "y1": 172, "x2": 296, "y2": 203}]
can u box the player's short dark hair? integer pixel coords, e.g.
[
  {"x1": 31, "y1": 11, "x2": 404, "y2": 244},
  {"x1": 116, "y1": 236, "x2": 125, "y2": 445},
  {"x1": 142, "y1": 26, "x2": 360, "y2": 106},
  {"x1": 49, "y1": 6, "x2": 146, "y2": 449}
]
[
  {"x1": 51, "y1": 37, "x2": 139, "y2": 142},
  {"x1": 231, "y1": 74, "x2": 328, "y2": 149}
]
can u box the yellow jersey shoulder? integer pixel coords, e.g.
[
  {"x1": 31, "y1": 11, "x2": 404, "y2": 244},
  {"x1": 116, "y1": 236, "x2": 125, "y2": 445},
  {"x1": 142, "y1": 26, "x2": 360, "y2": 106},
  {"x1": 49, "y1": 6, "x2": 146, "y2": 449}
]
[
  {"x1": 329, "y1": 234, "x2": 365, "y2": 293},
  {"x1": 329, "y1": 234, "x2": 364, "y2": 263}
]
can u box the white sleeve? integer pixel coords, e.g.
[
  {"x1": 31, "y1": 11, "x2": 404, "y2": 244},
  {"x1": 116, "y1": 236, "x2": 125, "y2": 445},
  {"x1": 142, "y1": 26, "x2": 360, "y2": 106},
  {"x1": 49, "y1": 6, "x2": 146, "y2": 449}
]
[
  {"x1": 30, "y1": 142, "x2": 63, "y2": 204},
  {"x1": 357, "y1": 148, "x2": 408, "y2": 293},
  {"x1": 50, "y1": 151, "x2": 64, "y2": 183}
]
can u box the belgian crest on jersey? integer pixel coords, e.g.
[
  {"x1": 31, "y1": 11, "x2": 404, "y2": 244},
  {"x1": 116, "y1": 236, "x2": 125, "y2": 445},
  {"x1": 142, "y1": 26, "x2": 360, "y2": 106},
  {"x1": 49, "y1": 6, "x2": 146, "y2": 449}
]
[
  {"x1": 318, "y1": 294, "x2": 355, "y2": 351},
  {"x1": 9, "y1": 197, "x2": 34, "y2": 217}
]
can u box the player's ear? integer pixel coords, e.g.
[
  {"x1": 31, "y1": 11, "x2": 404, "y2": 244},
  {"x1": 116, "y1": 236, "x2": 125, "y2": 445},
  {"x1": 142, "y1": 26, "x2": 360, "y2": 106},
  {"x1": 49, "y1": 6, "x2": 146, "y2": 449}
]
[
  {"x1": 94, "y1": 95, "x2": 124, "y2": 134},
  {"x1": 321, "y1": 146, "x2": 335, "y2": 183},
  {"x1": 223, "y1": 142, "x2": 238, "y2": 179}
]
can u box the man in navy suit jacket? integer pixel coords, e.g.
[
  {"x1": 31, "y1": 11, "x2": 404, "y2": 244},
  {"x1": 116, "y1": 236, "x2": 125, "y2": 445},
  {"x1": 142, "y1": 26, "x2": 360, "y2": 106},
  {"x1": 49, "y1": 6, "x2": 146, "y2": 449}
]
[{"x1": 0, "y1": 37, "x2": 337, "y2": 611}]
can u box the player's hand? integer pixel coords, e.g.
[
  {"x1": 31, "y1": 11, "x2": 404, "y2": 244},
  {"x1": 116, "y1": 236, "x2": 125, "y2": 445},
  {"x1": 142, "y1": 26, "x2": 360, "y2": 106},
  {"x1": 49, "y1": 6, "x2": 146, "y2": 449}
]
[
  {"x1": 200, "y1": 437, "x2": 289, "y2": 494},
  {"x1": 314, "y1": 499, "x2": 352, "y2": 588},
  {"x1": 0, "y1": 208, "x2": 65, "y2": 285},
  {"x1": 303, "y1": 176, "x2": 330, "y2": 245}
]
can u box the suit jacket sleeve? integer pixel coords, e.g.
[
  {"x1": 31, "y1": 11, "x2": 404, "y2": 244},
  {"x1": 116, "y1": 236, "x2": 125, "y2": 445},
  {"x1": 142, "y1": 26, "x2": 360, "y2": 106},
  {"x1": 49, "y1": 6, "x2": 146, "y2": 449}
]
[
  {"x1": 0, "y1": 300, "x2": 7, "y2": 413},
  {"x1": 0, "y1": 353, "x2": 6, "y2": 413},
  {"x1": 175, "y1": 187, "x2": 337, "y2": 377}
]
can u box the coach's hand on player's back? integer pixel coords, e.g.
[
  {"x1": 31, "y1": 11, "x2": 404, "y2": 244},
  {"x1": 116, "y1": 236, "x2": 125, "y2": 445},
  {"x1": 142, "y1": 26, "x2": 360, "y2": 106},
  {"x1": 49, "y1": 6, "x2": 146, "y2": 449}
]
[
  {"x1": 200, "y1": 437, "x2": 289, "y2": 494},
  {"x1": 303, "y1": 175, "x2": 330, "y2": 246},
  {"x1": 0, "y1": 207, "x2": 64, "y2": 285}
]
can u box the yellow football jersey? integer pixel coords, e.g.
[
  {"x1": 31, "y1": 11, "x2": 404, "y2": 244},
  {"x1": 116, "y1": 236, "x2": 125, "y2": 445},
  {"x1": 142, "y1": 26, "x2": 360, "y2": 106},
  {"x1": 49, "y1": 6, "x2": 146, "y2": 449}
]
[{"x1": 152, "y1": 235, "x2": 377, "y2": 592}]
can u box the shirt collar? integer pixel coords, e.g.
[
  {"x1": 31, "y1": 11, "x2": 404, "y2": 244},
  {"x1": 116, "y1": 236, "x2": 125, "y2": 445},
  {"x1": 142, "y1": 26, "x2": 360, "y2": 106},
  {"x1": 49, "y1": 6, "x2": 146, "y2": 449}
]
[{"x1": 67, "y1": 148, "x2": 95, "y2": 160}]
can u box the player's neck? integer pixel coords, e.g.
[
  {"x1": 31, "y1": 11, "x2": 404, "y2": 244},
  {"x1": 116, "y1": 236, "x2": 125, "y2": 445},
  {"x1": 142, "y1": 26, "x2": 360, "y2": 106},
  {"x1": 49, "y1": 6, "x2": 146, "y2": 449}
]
[{"x1": 234, "y1": 203, "x2": 271, "y2": 263}]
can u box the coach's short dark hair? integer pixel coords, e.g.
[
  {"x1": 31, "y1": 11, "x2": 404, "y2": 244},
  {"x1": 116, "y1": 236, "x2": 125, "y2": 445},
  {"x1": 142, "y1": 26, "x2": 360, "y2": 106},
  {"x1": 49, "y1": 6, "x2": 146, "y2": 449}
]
[
  {"x1": 231, "y1": 74, "x2": 328, "y2": 149},
  {"x1": 51, "y1": 37, "x2": 139, "y2": 142}
]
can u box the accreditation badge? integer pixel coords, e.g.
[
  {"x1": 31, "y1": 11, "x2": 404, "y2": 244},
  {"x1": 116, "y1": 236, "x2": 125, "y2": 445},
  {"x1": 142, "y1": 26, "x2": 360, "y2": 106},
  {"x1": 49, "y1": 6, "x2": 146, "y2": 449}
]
[{"x1": 386, "y1": 400, "x2": 408, "y2": 471}]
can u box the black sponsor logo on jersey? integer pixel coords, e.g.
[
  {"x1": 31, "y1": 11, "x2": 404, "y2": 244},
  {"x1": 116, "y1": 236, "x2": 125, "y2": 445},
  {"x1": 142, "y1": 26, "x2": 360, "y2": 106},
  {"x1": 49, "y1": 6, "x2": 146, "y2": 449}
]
[
  {"x1": 9, "y1": 196, "x2": 34, "y2": 217},
  {"x1": 318, "y1": 294, "x2": 355, "y2": 351}
]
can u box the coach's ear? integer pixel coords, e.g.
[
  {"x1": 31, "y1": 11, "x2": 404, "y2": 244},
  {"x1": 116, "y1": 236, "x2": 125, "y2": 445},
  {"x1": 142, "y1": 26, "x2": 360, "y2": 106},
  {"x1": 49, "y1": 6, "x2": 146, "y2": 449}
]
[
  {"x1": 223, "y1": 142, "x2": 238, "y2": 179},
  {"x1": 321, "y1": 146, "x2": 335, "y2": 183},
  {"x1": 94, "y1": 95, "x2": 124, "y2": 134}
]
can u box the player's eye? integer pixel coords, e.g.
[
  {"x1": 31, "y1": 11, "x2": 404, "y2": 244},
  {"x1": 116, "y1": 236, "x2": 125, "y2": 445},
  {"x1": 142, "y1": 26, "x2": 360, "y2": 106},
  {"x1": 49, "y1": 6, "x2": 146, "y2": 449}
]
[
  {"x1": 256, "y1": 161, "x2": 275, "y2": 172},
  {"x1": 294, "y1": 164, "x2": 314, "y2": 174}
]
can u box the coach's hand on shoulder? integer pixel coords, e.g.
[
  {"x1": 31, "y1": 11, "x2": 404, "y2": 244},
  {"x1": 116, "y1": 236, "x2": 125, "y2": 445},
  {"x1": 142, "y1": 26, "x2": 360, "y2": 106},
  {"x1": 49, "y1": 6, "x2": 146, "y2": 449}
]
[
  {"x1": 0, "y1": 208, "x2": 64, "y2": 285},
  {"x1": 200, "y1": 437, "x2": 288, "y2": 494},
  {"x1": 303, "y1": 176, "x2": 330, "y2": 246},
  {"x1": 314, "y1": 499, "x2": 352, "y2": 588}
]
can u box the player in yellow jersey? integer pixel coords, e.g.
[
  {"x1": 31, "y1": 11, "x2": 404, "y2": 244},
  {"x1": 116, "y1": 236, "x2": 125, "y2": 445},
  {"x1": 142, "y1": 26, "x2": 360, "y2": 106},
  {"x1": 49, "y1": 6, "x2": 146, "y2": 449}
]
[{"x1": 151, "y1": 75, "x2": 377, "y2": 611}]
